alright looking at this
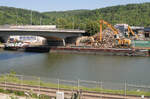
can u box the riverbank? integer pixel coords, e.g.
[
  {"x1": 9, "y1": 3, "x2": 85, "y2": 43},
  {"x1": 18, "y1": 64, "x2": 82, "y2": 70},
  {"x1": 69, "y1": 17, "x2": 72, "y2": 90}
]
[{"x1": 0, "y1": 73, "x2": 149, "y2": 99}]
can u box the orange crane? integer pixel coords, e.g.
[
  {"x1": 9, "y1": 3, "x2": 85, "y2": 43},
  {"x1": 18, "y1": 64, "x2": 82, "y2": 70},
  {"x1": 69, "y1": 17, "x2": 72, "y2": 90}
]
[
  {"x1": 99, "y1": 20, "x2": 132, "y2": 47},
  {"x1": 127, "y1": 26, "x2": 138, "y2": 39},
  {"x1": 99, "y1": 20, "x2": 119, "y2": 42}
]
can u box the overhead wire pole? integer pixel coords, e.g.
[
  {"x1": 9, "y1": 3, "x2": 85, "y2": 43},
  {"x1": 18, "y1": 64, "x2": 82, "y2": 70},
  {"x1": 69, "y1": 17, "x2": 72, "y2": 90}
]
[
  {"x1": 16, "y1": 9, "x2": 18, "y2": 25},
  {"x1": 73, "y1": 17, "x2": 74, "y2": 29},
  {"x1": 124, "y1": 80, "x2": 127, "y2": 98},
  {"x1": 40, "y1": 17, "x2": 42, "y2": 25},
  {"x1": 31, "y1": 10, "x2": 32, "y2": 25}
]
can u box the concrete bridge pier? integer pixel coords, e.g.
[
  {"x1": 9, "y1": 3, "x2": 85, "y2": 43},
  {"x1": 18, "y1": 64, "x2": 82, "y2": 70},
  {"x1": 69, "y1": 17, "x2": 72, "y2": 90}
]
[{"x1": 62, "y1": 39, "x2": 66, "y2": 46}]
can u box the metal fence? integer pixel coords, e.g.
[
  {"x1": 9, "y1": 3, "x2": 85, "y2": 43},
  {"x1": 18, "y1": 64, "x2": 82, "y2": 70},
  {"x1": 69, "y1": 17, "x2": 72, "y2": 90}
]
[{"x1": 0, "y1": 73, "x2": 150, "y2": 98}]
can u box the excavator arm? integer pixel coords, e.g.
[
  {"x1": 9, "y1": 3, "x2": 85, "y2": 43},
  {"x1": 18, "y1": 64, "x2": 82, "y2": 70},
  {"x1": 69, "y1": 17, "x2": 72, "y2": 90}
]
[
  {"x1": 100, "y1": 20, "x2": 119, "y2": 42},
  {"x1": 99, "y1": 20, "x2": 132, "y2": 47},
  {"x1": 128, "y1": 26, "x2": 138, "y2": 39}
]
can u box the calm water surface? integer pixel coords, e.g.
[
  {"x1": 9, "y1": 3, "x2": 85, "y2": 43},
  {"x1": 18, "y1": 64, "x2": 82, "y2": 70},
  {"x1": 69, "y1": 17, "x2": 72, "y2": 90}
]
[{"x1": 0, "y1": 49, "x2": 150, "y2": 84}]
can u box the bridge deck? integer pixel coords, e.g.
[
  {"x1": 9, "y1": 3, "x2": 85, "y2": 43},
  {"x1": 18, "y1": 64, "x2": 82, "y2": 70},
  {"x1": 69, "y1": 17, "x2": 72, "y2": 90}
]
[{"x1": 0, "y1": 28, "x2": 85, "y2": 33}]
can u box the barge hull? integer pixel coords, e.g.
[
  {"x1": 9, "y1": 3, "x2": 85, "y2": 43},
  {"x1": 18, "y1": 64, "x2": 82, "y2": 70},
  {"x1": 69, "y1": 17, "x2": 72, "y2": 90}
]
[{"x1": 49, "y1": 47, "x2": 149, "y2": 56}]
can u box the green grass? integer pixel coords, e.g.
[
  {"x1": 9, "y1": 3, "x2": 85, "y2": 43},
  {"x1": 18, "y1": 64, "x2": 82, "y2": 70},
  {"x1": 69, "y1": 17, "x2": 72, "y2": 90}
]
[{"x1": 0, "y1": 73, "x2": 150, "y2": 97}]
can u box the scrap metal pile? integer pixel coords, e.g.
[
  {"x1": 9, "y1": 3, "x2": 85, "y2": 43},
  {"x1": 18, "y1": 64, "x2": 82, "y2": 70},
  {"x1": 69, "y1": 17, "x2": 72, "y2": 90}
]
[
  {"x1": 92, "y1": 28, "x2": 116, "y2": 48},
  {"x1": 76, "y1": 28, "x2": 120, "y2": 48},
  {"x1": 75, "y1": 36, "x2": 94, "y2": 47}
]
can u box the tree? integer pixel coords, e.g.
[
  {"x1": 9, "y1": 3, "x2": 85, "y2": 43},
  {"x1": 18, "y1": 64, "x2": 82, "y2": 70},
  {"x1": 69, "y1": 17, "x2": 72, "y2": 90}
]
[{"x1": 85, "y1": 20, "x2": 99, "y2": 35}]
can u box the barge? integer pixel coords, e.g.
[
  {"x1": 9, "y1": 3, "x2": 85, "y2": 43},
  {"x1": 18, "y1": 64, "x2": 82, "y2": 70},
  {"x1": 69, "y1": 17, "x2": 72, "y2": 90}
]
[
  {"x1": 3, "y1": 44, "x2": 150, "y2": 56},
  {"x1": 49, "y1": 47, "x2": 150, "y2": 56}
]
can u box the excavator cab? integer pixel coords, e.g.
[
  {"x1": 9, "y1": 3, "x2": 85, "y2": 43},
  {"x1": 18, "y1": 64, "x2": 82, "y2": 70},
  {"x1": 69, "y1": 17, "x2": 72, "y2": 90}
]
[
  {"x1": 115, "y1": 38, "x2": 131, "y2": 48},
  {"x1": 114, "y1": 34, "x2": 120, "y2": 39}
]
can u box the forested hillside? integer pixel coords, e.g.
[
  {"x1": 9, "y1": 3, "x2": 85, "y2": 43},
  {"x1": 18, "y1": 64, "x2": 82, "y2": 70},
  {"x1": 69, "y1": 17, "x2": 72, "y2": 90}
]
[{"x1": 0, "y1": 2, "x2": 150, "y2": 34}]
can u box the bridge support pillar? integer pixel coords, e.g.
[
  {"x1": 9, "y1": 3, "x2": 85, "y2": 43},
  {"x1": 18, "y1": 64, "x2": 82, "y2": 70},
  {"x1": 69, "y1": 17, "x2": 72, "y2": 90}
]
[{"x1": 62, "y1": 39, "x2": 66, "y2": 46}]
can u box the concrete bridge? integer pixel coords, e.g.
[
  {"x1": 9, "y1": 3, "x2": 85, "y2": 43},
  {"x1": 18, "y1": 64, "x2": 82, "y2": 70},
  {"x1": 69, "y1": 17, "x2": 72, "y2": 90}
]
[{"x1": 0, "y1": 25, "x2": 86, "y2": 46}]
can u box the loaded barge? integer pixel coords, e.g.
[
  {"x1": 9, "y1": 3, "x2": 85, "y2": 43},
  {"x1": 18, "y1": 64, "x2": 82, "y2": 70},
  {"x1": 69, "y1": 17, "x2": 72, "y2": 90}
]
[
  {"x1": 3, "y1": 45, "x2": 150, "y2": 56},
  {"x1": 49, "y1": 47, "x2": 149, "y2": 56}
]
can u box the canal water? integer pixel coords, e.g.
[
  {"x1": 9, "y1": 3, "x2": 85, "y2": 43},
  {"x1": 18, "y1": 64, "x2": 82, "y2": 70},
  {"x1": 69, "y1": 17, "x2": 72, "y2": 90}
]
[{"x1": 0, "y1": 49, "x2": 150, "y2": 85}]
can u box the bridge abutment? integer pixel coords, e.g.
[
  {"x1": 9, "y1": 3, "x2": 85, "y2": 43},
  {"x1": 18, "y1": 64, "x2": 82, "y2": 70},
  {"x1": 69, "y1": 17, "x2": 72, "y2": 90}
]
[{"x1": 0, "y1": 36, "x2": 9, "y2": 43}]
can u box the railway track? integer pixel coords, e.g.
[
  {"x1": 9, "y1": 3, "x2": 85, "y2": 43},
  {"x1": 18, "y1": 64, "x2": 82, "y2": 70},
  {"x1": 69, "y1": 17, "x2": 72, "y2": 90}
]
[{"x1": 0, "y1": 82, "x2": 149, "y2": 99}]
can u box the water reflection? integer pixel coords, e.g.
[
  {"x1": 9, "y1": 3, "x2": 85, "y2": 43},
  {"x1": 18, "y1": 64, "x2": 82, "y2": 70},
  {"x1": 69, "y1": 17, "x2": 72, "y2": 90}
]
[{"x1": 0, "y1": 50, "x2": 150, "y2": 85}]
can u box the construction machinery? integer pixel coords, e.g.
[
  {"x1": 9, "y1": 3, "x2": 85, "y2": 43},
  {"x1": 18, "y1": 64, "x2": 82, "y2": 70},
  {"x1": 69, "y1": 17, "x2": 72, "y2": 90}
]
[
  {"x1": 127, "y1": 26, "x2": 138, "y2": 39},
  {"x1": 99, "y1": 20, "x2": 132, "y2": 47},
  {"x1": 75, "y1": 20, "x2": 133, "y2": 48},
  {"x1": 75, "y1": 36, "x2": 94, "y2": 46},
  {"x1": 99, "y1": 20, "x2": 119, "y2": 41}
]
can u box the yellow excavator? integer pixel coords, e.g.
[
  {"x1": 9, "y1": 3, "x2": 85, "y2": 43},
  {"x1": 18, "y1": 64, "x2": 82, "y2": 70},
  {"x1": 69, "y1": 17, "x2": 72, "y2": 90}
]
[
  {"x1": 99, "y1": 20, "x2": 119, "y2": 41},
  {"x1": 99, "y1": 20, "x2": 132, "y2": 47},
  {"x1": 127, "y1": 26, "x2": 138, "y2": 39}
]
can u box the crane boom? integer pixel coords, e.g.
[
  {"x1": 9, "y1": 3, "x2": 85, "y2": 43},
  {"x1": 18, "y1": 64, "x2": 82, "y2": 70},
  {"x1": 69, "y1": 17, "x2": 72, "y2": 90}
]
[
  {"x1": 100, "y1": 20, "x2": 119, "y2": 41},
  {"x1": 99, "y1": 20, "x2": 132, "y2": 47},
  {"x1": 128, "y1": 26, "x2": 138, "y2": 39}
]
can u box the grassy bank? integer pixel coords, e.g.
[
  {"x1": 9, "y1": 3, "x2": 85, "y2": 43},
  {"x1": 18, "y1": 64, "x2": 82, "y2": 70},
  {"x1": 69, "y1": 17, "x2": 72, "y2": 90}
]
[{"x1": 0, "y1": 72, "x2": 149, "y2": 97}]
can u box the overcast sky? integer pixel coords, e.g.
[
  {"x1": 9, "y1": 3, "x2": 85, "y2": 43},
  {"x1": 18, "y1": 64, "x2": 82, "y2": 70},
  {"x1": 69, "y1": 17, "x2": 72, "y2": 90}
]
[{"x1": 0, "y1": 0, "x2": 150, "y2": 12}]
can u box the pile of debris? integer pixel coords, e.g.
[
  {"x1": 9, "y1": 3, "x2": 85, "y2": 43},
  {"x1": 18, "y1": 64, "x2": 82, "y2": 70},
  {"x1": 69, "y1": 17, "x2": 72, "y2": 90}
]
[
  {"x1": 92, "y1": 28, "x2": 116, "y2": 48},
  {"x1": 75, "y1": 36, "x2": 94, "y2": 47},
  {"x1": 75, "y1": 28, "x2": 119, "y2": 48}
]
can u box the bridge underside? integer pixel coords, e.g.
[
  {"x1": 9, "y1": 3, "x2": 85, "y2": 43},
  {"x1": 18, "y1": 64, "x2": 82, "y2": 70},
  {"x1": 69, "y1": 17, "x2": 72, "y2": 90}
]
[
  {"x1": 0, "y1": 31, "x2": 82, "y2": 46},
  {"x1": 0, "y1": 37, "x2": 5, "y2": 43},
  {"x1": 43, "y1": 36, "x2": 79, "y2": 46}
]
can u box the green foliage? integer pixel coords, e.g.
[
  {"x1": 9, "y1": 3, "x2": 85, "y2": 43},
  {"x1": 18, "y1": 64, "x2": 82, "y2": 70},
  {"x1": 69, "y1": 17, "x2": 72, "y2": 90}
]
[
  {"x1": 85, "y1": 20, "x2": 99, "y2": 35},
  {"x1": 0, "y1": 2, "x2": 150, "y2": 34}
]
